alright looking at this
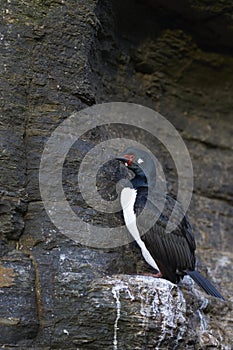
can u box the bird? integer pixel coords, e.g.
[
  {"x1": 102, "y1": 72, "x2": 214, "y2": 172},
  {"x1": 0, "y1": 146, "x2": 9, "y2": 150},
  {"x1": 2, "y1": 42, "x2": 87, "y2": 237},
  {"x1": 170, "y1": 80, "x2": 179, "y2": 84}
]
[{"x1": 115, "y1": 146, "x2": 225, "y2": 300}]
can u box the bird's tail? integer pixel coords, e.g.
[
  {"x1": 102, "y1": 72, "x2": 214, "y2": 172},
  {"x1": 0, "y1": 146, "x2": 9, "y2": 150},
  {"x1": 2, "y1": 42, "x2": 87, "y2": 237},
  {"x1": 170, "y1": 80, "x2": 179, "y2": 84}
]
[{"x1": 187, "y1": 270, "x2": 225, "y2": 301}]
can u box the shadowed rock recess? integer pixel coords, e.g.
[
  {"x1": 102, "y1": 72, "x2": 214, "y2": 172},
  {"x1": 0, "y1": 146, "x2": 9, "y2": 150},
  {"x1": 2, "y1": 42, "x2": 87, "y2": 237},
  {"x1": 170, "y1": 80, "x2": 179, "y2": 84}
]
[{"x1": 0, "y1": 0, "x2": 232, "y2": 349}]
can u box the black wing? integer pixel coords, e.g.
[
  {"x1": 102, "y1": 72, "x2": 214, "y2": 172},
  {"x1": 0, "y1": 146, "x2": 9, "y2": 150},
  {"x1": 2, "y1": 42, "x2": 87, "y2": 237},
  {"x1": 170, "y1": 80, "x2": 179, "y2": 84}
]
[{"x1": 134, "y1": 188, "x2": 196, "y2": 283}]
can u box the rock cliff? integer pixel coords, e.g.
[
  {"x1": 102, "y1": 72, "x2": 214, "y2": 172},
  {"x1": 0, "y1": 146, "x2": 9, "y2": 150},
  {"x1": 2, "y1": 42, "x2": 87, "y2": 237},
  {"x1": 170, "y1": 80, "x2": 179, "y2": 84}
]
[{"x1": 0, "y1": 0, "x2": 232, "y2": 348}]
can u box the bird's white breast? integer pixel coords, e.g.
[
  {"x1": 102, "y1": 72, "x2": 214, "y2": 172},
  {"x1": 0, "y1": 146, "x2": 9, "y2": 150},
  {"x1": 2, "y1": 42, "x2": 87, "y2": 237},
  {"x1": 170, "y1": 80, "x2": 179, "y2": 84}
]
[{"x1": 120, "y1": 187, "x2": 159, "y2": 271}]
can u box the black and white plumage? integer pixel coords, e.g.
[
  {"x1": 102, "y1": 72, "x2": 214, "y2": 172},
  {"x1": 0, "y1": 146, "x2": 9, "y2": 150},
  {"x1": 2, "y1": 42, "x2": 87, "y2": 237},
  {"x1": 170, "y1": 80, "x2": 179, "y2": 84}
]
[{"x1": 116, "y1": 147, "x2": 225, "y2": 300}]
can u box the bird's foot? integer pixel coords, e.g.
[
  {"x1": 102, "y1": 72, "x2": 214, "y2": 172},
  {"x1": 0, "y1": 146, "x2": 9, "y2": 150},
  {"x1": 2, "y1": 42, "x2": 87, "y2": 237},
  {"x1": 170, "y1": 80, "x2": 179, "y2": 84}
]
[{"x1": 143, "y1": 271, "x2": 163, "y2": 278}]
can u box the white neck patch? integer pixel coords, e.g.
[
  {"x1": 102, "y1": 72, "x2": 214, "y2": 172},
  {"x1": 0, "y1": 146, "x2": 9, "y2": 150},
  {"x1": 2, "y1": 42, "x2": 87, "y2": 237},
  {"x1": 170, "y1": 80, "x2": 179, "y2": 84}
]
[
  {"x1": 120, "y1": 187, "x2": 159, "y2": 272},
  {"x1": 120, "y1": 187, "x2": 137, "y2": 215}
]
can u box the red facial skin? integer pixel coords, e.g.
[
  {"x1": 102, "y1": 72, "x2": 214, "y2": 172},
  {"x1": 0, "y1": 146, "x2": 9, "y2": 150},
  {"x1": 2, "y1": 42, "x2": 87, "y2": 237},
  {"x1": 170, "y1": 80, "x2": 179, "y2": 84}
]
[{"x1": 123, "y1": 154, "x2": 135, "y2": 166}]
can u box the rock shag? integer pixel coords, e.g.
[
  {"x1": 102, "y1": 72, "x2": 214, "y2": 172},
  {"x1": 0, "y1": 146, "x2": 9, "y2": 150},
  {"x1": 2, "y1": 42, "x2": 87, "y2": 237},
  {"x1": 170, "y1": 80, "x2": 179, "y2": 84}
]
[{"x1": 116, "y1": 147, "x2": 225, "y2": 300}]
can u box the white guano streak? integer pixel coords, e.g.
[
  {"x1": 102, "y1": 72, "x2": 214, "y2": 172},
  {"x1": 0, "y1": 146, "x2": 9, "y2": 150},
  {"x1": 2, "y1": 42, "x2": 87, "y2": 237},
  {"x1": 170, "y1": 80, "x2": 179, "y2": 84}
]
[{"x1": 120, "y1": 187, "x2": 159, "y2": 271}]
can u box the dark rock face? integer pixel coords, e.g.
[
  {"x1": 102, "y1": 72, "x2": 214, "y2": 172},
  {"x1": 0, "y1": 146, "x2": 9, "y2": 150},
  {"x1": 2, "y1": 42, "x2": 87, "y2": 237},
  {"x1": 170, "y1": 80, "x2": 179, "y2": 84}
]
[
  {"x1": 0, "y1": 251, "x2": 39, "y2": 345},
  {"x1": 0, "y1": 191, "x2": 27, "y2": 241},
  {"x1": 0, "y1": 0, "x2": 232, "y2": 348}
]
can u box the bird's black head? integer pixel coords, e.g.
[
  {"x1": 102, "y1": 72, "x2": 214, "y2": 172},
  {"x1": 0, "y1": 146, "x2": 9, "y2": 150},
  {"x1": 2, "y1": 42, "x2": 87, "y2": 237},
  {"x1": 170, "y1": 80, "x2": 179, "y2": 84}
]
[{"x1": 116, "y1": 147, "x2": 156, "y2": 188}]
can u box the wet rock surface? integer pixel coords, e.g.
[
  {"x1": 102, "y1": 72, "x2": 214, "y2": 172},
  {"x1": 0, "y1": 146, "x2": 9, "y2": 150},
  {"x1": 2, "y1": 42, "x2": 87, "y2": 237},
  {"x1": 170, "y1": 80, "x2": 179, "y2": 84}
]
[{"x1": 0, "y1": 0, "x2": 233, "y2": 348}]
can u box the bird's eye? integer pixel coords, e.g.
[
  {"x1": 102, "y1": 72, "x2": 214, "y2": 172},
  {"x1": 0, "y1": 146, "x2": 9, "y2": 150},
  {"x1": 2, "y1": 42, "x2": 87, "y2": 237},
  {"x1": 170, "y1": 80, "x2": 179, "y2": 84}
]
[{"x1": 137, "y1": 158, "x2": 144, "y2": 164}]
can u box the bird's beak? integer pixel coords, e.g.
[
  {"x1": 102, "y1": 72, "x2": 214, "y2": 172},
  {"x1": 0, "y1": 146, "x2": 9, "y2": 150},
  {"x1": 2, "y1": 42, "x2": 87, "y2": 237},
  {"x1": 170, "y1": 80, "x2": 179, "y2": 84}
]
[
  {"x1": 115, "y1": 156, "x2": 128, "y2": 162},
  {"x1": 116, "y1": 153, "x2": 135, "y2": 167},
  {"x1": 115, "y1": 156, "x2": 129, "y2": 167}
]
